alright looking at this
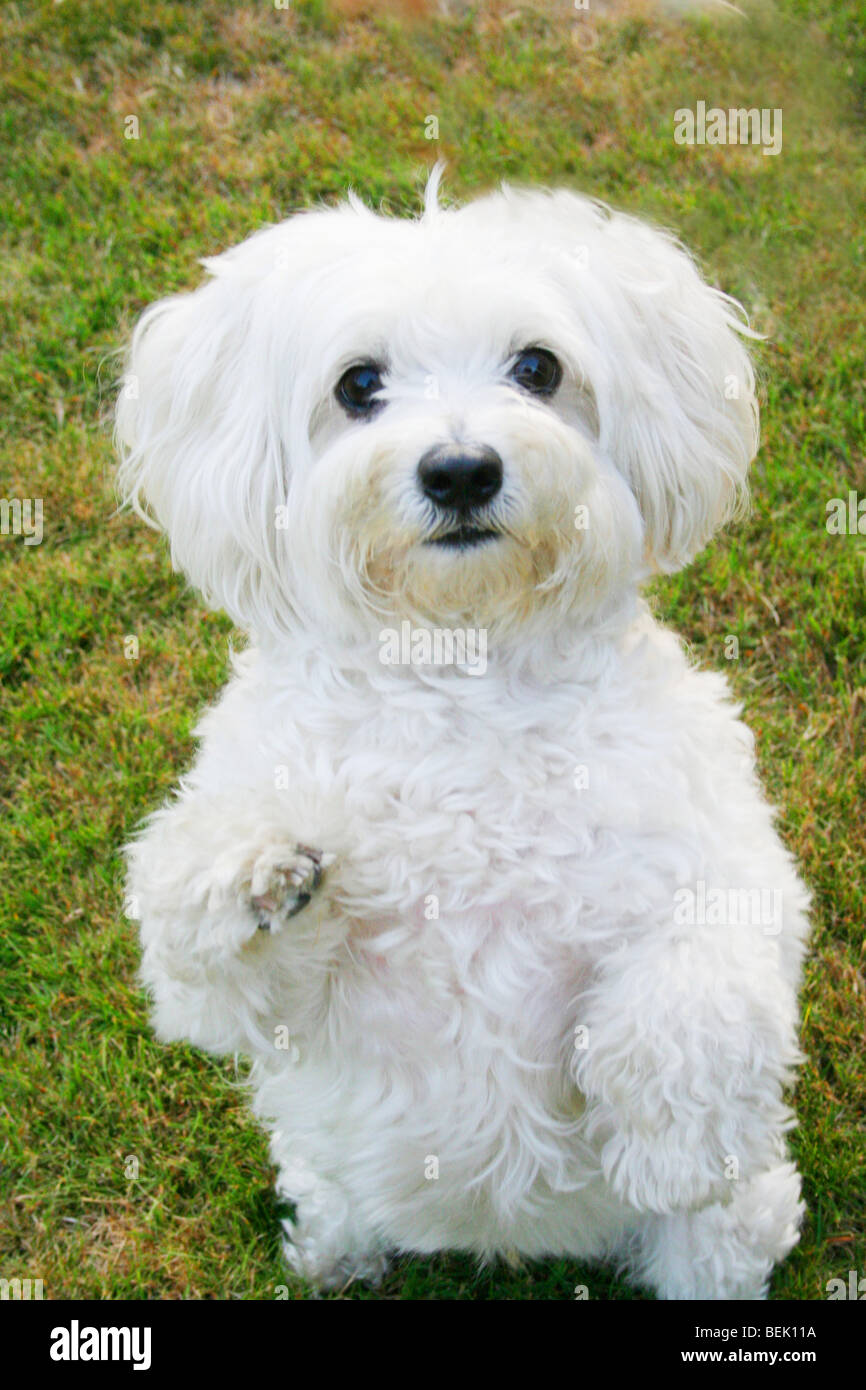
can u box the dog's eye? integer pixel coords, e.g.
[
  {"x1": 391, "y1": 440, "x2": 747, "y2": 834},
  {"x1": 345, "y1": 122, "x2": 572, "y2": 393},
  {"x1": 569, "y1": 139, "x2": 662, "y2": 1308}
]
[
  {"x1": 336, "y1": 362, "x2": 385, "y2": 418},
  {"x1": 509, "y1": 347, "x2": 562, "y2": 398}
]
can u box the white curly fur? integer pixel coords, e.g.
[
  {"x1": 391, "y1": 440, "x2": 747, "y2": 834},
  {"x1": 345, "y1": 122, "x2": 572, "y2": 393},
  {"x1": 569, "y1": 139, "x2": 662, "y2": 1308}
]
[{"x1": 116, "y1": 171, "x2": 809, "y2": 1299}]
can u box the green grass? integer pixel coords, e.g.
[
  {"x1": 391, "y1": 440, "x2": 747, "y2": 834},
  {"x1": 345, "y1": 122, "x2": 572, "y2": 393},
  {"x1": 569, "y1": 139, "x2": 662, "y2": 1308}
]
[{"x1": 1, "y1": 0, "x2": 863, "y2": 1300}]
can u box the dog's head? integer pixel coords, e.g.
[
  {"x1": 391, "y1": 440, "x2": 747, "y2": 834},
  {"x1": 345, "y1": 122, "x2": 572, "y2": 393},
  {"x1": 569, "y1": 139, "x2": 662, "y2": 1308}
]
[{"x1": 116, "y1": 170, "x2": 757, "y2": 645}]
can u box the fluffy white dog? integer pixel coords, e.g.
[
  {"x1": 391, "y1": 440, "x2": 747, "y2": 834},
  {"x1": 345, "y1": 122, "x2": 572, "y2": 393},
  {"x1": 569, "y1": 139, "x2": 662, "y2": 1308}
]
[{"x1": 116, "y1": 169, "x2": 809, "y2": 1300}]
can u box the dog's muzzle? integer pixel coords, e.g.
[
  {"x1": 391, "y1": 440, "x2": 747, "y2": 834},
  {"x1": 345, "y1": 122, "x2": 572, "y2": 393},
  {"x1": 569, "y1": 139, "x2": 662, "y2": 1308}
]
[{"x1": 418, "y1": 444, "x2": 503, "y2": 549}]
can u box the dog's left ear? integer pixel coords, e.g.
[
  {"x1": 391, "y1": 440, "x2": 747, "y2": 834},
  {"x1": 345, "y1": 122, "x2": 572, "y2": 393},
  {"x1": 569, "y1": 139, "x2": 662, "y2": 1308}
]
[
  {"x1": 607, "y1": 213, "x2": 759, "y2": 572},
  {"x1": 531, "y1": 193, "x2": 760, "y2": 572}
]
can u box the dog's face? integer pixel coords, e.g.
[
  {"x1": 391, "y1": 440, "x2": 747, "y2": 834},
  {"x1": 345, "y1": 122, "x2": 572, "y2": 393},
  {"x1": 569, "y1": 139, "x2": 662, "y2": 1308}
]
[{"x1": 117, "y1": 175, "x2": 758, "y2": 644}]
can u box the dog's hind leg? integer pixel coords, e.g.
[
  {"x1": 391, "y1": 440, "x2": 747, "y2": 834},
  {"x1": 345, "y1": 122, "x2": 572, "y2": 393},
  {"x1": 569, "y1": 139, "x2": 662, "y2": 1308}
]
[
  {"x1": 274, "y1": 1155, "x2": 390, "y2": 1292},
  {"x1": 629, "y1": 1160, "x2": 804, "y2": 1300}
]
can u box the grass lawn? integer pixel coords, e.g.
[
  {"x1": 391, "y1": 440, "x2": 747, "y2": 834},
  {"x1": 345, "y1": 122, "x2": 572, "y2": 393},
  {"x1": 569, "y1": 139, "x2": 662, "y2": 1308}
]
[{"x1": 0, "y1": 0, "x2": 863, "y2": 1299}]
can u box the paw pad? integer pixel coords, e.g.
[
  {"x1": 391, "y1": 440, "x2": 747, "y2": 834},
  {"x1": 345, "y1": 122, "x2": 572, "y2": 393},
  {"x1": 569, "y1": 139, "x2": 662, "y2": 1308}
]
[{"x1": 249, "y1": 844, "x2": 333, "y2": 931}]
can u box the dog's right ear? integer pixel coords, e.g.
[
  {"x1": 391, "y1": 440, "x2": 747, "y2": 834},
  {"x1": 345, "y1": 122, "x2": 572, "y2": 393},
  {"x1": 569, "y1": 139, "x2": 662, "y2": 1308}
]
[{"x1": 115, "y1": 255, "x2": 296, "y2": 631}]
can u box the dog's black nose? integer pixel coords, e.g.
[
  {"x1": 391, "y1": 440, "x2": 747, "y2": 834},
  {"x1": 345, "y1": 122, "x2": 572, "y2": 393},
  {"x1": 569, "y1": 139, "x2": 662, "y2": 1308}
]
[{"x1": 417, "y1": 444, "x2": 503, "y2": 513}]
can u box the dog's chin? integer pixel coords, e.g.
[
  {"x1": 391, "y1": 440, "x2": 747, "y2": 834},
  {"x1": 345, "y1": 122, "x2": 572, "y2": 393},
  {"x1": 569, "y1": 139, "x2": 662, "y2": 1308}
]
[{"x1": 360, "y1": 526, "x2": 571, "y2": 635}]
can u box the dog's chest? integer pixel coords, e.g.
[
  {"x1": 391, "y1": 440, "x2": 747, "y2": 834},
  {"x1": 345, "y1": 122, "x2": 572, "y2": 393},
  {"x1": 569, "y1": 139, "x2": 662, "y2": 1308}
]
[
  {"x1": 298, "y1": 695, "x2": 664, "y2": 1050},
  {"x1": 331, "y1": 686, "x2": 696, "y2": 915}
]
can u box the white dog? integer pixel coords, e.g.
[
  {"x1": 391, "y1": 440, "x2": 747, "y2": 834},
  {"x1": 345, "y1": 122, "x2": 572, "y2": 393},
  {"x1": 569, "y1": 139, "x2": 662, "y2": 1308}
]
[{"x1": 116, "y1": 169, "x2": 809, "y2": 1300}]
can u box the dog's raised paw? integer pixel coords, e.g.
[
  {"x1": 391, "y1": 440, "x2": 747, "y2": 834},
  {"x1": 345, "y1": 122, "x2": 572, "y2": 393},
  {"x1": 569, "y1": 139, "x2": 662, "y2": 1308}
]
[{"x1": 249, "y1": 844, "x2": 334, "y2": 931}]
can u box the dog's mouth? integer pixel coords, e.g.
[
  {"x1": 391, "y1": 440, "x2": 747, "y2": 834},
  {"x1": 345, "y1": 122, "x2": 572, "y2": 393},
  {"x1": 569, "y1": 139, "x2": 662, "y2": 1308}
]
[{"x1": 425, "y1": 525, "x2": 501, "y2": 551}]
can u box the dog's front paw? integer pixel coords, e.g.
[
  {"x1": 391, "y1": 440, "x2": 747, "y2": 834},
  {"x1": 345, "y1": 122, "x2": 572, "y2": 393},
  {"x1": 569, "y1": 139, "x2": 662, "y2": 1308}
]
[{"x1": 248, "y1": 844, "x2": 334, "y2": 933}]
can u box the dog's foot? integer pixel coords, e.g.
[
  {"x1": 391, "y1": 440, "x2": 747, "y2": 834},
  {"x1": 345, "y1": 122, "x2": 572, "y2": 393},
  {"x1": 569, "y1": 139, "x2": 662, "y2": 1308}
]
[
  {"x1": 249, "y1": 844, "x2": 334, "y2": 931},
  {"x1": 282, "y1": 1228, "x2": 391, "y2": 1292},
  {"x1": 275, "y1": 1158, "x2": 388, "y2": 1291},
  {"x1": 633, "y1": 1162, "x2": 804, "y2": 1299}
]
